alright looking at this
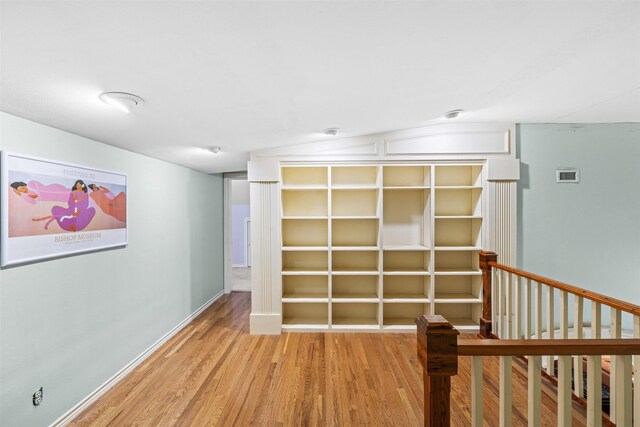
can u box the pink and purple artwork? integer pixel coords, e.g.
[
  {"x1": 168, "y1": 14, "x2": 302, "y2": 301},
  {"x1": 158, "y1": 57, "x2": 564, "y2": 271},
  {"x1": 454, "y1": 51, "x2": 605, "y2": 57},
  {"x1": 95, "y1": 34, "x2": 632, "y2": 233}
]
[{"x1": 2, "y1": 152, "x2": 128, "y2": 266}]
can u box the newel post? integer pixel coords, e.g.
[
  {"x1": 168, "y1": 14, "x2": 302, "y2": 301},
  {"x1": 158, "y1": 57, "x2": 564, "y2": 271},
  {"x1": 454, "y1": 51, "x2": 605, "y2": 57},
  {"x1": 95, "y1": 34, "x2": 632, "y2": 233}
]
[
  {"x1": 479, "y1": 251, "x2": 498, "y2": 338},
  {"x1": 415, "y1": 315, "x2": 460, "y2": 427}
]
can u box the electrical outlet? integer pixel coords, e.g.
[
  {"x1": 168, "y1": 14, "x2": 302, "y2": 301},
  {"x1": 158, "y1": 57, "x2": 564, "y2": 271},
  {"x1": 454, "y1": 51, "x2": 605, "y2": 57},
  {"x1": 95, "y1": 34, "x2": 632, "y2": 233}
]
[{"x1": 33, "y1": 387, "x2": 43, "y2": 406}]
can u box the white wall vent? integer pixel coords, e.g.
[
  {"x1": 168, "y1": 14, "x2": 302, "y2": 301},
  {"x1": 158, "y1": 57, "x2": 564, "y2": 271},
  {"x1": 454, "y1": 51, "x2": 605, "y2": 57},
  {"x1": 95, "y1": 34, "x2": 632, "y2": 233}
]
[{"x1": 556, "y1": 168, "x2": 580, "y2": 183}]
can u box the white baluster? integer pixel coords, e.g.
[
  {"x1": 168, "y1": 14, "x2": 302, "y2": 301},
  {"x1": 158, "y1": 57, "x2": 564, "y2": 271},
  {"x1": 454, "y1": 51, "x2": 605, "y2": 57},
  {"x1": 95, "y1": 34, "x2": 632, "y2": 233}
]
[
  {"x1": 503, "y1": 269, "x2": 508, "y2": 339},
  {"x1": 610, "y1": 308, "x2": 621, "y2": 423},
  {"x1": 497, "y1": 269, "x2": 503, "y2": 338},
  {"x1": 634, "y1": 315, "x2": 640, "y2": 427},
  {"x1": 506, "y1": 272, "x2": 512, "y2": 339},
  {"x1": 587, "y1": 355, "x2": 602, "y2": 427},
  {"x1": 471, "y1": 356, "x2": 483, "y2": 427},
  {"x1": 614, "y1": 354, "x2": 632, "y2": 425},
  {"x1": 558, "y1": 290, "x2": 570, "y2": 419},
  {"x1": 574, "y1": 296, "x2": 584, "y2": 398},
  {"x1": 560, "y1": 291, "x2": 568, "y2": 339},
  {"x1": 611, "y1": 309, "x2": 621, "y2": 339},
  {"x1": 558, "y1": 355, "x2": 572, "y2": 426},
  {"x1": 514, "y1": 275, "x2": 521, "y2": 339},
  {"x1": 535, "y1": 282, "x2": 542, "y2": 339},
  {"x1": 492, "y1": 268, "x2": 498, "y2": 337},
  {"x1": 528, "y1": 355, "x2": 541, "y2": 427},
  {"x1": 525, "y1": 278, "x2": 532, "y2": 339},
  {"x1": 546, "y1": 287, "x2": 555, "y2": 375},
  {"x1": 500, "y1": 356, "x2": 512, "y2": 427},
  {"x1": 588, "y1": 301, "x2": 602, "y2": 427},
  {"x1": 591, "y1": 302, "x2": 601, "y2": 338}
]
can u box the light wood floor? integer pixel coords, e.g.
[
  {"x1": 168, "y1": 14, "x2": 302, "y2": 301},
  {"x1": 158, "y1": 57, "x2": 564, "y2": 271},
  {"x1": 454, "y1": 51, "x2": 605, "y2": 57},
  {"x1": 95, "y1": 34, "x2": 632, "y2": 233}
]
[{"x1": 72, "y1": 292, "x2": 584, "y2": 426}]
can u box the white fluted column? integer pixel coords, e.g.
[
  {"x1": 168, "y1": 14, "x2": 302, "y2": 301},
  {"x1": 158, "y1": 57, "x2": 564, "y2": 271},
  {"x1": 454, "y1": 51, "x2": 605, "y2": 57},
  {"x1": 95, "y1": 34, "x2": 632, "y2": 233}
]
[
  {"x1": 248, "y1": 160, "x2": 282, "y2": 335},
  {"x1": 487, "y1": 159, "x2": 520, "y2": 338},
  {"x1": 491, "y1": 181, "x2": 517, "y2": 266},
  {"x1": 486, "y1": 158, "x2": 520, "y2": 266}
]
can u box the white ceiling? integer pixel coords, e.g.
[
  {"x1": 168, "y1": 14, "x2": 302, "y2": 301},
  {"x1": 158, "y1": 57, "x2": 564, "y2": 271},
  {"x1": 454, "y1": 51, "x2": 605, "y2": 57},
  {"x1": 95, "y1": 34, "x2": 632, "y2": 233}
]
[{"x1": 1, "y1": 1, "x2": 639, "y2": 174}]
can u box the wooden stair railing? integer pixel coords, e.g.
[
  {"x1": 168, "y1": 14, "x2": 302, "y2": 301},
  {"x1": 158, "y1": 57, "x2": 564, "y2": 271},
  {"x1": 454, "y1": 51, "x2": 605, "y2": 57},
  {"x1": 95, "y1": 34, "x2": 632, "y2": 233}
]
[
  {"x1": 479, "y1": 251, "x2": 640, "y2": 425},
  {"x1": 416, "y1": 314, "x2": 640, "y2": 427}
]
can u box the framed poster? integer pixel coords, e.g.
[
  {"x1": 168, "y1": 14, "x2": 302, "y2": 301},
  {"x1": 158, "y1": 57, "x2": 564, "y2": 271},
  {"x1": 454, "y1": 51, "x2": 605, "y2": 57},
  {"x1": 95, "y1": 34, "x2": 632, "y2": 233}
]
[{"x1": 1, "y1": 151, "x2": 127, "y2": 267}]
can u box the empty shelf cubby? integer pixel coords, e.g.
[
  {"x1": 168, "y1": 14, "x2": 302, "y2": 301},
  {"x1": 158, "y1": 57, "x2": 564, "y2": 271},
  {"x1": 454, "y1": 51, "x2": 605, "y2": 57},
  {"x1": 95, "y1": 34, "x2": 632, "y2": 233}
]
[
  {"x1": 283, "y1": 303, "x2": 328, "y2": 327},
  {"x1": 282, "y1": 275, "x2": 328, "y2": 300},
  {"x1": 434, "y1": 250, "x2": 480, "y2": 274},
  {"x1": 434, "y1": 188, "x2": 482, "y2": 217},
  {"x1": 332, "y1": 251, "x2": 379, "y2": 274},
  {"x1": 382, "y1": 189, "x2": 430, "y2": 247},
  {"x1": 332, "y1": 189, "x2": 379, "y2": 217},
  {"x1": 434, "y1": 218, "x2": 481, "y2": 248},
  {"x1": 434, "y1": 165, "x2": 482, "y2": 187},
  {"x1": 332, "y1": 218, "x2": 379, "y2": 247},
  {"x1": 282, "y1": 251, "x2": 328, "y2": 273},
  {"x1": 383, "y1": 166, "x2": 430, "y2": 187},
  {"x1": 383, "y1": 251, "x2": 429, "y2": 274},
  {"x1": 282, "y1": 189, "x2": 328, "y2": 217},
  {"x1": 282, "y1": 219, "x2": 328, "y2": 247},
  {"x1": 434, "y1": 275, "x2": 482, "y2": 302},
  {"x1": 282, "y1": 166, "x2": 328, "y2": 187},
  {"x1": 331, "y1": 166, "x2": 379, "y2": 187},
  {"x1": 332, "y1": 275, "x2": 379, "y2": 300},
  {"x1": 332, "y1": 303, "x2": 379, "y2": 327},
  {"x1": 383, "y1": 275, "x2": 429, "y2": 301}
]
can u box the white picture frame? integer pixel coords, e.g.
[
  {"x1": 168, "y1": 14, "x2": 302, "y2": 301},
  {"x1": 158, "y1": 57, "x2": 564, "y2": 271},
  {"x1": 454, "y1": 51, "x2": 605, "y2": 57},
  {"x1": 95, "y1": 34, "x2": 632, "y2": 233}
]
[{"x1": 1, "y1": 151, "x2": 128, "y2": 267}]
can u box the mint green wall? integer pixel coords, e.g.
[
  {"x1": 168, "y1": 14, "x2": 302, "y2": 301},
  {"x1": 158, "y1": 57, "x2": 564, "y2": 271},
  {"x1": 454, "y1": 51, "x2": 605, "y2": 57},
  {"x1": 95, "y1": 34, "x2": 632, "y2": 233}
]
[
  {"x1": 0, "y1": 112, "x2": 224, "y2": 426},
  {"x1": 517, "y1": 123, "x2": 640, "y2": 329}
]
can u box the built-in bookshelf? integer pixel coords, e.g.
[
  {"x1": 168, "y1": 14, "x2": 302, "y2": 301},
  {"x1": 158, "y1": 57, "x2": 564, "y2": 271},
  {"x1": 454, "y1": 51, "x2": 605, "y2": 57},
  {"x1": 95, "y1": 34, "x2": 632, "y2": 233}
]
[{"x1": 280, "y1": 164, "x2": 484, "y2": 331}]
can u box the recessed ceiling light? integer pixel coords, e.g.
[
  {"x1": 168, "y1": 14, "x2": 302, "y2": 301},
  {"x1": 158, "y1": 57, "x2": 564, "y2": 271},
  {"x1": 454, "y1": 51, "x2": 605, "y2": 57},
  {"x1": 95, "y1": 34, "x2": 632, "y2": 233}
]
[
  {"x1": 443, "y1": 109, "x2": 464, "y2": 119},
  {"x1": 205, "y1": 146, "x2": 221, "y2": 154},
  {"x1": 322, "y1": 128, "x2": 340, "y2": 136},
  {"x1": 99, "y1": 92, "x2": 144, "y2": 113}
]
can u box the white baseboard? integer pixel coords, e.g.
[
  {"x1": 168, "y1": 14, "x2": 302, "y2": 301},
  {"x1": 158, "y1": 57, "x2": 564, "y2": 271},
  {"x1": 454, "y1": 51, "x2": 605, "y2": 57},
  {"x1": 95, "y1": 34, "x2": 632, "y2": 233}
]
[
  {"x1": 250, "y1": 313, "x2": 282, "y2": 335},
  {"x1": 51, "y1": 291, "x2": 224, "y2": 427}
]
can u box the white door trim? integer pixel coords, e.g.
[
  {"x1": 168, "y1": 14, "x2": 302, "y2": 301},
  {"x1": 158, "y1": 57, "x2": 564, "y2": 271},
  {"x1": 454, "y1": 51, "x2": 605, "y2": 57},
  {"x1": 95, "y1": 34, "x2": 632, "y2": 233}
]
[
  {"x1": 244, "y1": 217, "x2": 251, "y2": 267},
  {"x1": 223, "y1": 177, "x2": 233, "y2": 294},
  {"x1": 223, "y1": 172, "x2": 248, "y2": 294}
]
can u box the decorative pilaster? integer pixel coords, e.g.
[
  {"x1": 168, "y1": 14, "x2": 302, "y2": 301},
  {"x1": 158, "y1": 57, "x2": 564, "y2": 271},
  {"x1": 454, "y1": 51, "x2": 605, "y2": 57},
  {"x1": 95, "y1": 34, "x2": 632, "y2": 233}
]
[
  {"x1": 486, "y1": 158, "x2": 520, "y2": 267},
  {"x1": 248, "y1": 160, "x2": 282, "y2": 335},
  {"x1": 492, "y1": 181, "x2": 517, "y2": 266}
]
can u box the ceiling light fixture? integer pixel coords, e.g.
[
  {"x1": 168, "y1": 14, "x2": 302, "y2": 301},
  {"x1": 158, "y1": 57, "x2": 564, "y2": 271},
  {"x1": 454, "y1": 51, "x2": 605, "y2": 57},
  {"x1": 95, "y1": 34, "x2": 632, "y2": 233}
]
[
  {"x1": 322, "y1": 128, "x2": 340, "y2": 136},
  {"x1": 99, "y1": 92, "x2": 144, "y2": 113},
  {"x1": 443, "y1": 109, "x2": 464, "y2": 119},
  {"x1": 205, "y1": 146, "x2": 221, "y2": 154}
]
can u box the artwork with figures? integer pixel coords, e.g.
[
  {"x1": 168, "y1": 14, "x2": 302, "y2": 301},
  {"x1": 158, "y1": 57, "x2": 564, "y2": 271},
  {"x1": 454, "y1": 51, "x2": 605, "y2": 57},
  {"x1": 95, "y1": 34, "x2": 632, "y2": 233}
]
[{"x1": 1, "y1": 151, "x2": 127, "y2": 267}]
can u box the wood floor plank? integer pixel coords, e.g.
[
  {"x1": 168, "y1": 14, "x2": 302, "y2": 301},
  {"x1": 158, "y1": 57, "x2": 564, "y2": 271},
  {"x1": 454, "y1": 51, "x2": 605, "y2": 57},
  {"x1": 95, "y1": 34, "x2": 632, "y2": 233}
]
[{"x1": 71, "y1": 292, "x2": 585, "y2": 426}]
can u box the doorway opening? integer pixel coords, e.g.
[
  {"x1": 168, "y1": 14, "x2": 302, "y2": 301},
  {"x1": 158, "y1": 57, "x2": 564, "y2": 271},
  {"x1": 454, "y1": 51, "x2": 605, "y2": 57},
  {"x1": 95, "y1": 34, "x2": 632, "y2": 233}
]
[{"x1": 224, "y1": 173, "x2": 251, "y2": 293}]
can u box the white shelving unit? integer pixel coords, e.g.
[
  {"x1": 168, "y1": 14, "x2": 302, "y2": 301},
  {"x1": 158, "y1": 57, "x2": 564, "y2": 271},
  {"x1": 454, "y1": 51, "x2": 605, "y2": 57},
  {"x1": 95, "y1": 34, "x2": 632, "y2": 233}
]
[{"x1": 280, "y1": 163, "x2": 485, "y2": 332}]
